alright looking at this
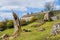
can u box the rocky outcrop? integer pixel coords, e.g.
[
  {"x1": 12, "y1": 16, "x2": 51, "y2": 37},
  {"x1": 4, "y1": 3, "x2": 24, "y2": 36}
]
[
  {"x1": 50, "y1": 22, "x2": 60, "y2": 36},
  {"x1": 44, "y1": 11, "x2": 53, "y2": 21}
]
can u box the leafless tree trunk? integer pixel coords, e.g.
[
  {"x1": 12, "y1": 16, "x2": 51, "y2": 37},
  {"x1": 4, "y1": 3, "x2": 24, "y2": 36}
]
[
  {"x1": 12, "y1": 12, "x2": 21, "y2": 37},
  {"x1": 0, "y1": 12, "x2": 21, "y2": 40}
]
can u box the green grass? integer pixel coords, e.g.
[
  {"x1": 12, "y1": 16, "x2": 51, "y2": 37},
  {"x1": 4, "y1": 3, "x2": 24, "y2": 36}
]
[{"x1": 0, "y1": 20, "x2": 60, "y2": 40}]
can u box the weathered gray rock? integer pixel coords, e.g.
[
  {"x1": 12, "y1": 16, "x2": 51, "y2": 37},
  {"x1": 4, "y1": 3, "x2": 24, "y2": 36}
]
[
  {"x1": 40, "y1": 28, "x2": 45, "y2": 31},
  {"x1": 50, "y1": 22, "x2": 60, "y2": 36},
  {"x1": 44, "y1": 11, "x2": 53, "y2": 21},
  {"x1": 44, "y1": 12, "x2": 50, "y2": 21},
  {"x1": 23, "y1": 29, "x2": 31, "y2": 32}
]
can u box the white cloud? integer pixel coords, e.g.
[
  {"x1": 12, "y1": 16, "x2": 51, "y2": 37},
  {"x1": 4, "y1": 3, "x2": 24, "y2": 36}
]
[
  {"x1": 0, "y1": 12, "x2": 13, "y2": 20},
  {"x1": 0, "y1": 0, "x2": 56, "y2": 9},
  {"x1": 0, "y1": 0, "x2": 59, "y2": 21},
  {"x1": 0, "y1": 6, "x2": 27, "y2": 12},
  {"x1": 55, "y1": 5, "x2": 60, "y2": 10}
]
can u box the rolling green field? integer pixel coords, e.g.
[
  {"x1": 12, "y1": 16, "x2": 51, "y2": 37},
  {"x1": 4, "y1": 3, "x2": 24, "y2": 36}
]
[{"x1": 0, "y1": 20, "x2": 60, "y2": 40}]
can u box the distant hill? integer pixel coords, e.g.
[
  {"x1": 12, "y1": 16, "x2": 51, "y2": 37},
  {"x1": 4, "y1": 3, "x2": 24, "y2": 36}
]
[{"x1": 22, "y1": 10, "x2": 60, "y2": 18}]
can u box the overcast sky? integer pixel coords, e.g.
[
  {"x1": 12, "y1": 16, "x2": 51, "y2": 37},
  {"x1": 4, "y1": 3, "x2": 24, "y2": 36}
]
[{"x1": 0, "y1": 0, "x2": 60, "y2": 21}]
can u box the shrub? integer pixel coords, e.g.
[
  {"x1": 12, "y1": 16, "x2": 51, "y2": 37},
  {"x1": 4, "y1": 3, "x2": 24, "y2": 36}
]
[
  {"x1": 7, "y1": 20, "x2": 14, "y2": 28},
  {"x1": 30, "y1": 16, "x2": 37, "y2": 22},
  {"x1": 0, "y1": 22, "x2": 6, "y2": 31},
  {"x1": 36, "y1": 14, "x2": 44, "y2": 20},
  {"x1": 31, "y1": 24, "x2": 41, "y2": 27},
  {"x1": 20, "y1": 19, "x2": 30, "y2": 26},
  {"x1": 20, "y1": 16, "x2": 37, "y2": 26}
]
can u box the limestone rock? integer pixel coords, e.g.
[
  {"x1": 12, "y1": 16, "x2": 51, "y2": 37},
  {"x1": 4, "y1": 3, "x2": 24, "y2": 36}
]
[
  {"x1": 39, "y1": 28, "x2": 45, "y2": 31},
  {"x1": 44, "y1": 11, "x2": 53, "y2": 21},
  {"x1": 23, "y1": 29, "x2": 31, "y2": 32},
  {"x1": 50, "y1": 22, "x2": 60, "y2": 36}
]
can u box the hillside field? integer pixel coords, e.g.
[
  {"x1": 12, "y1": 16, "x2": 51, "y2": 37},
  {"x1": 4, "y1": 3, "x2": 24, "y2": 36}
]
[{"x1": 0, "y1": 20, "x2": 60, "y2": 40}]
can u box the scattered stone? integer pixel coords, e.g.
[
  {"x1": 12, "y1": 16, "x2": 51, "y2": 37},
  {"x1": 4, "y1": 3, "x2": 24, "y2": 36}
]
[
  {"x1": 50, "y1": 22, "x2": 60, "y2": 36},
  {"x1": 39, "y1": 28, "x2": 45, "y2": 31},
  {"x1": 36, "y1": 28, "x2": 45, "y2": 32},
  {"x1": 23, "y1": 29, "x2": 31, "y2": 32}
]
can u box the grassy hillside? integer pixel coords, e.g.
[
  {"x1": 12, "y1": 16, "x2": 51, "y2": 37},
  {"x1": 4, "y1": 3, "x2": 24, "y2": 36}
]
[{"x1": 0, "y1": 20, "x2": 60, "y2": 40}]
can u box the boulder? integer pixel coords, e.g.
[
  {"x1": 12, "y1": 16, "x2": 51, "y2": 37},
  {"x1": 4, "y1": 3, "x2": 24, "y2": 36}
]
[
  {"x1": 39, "y1": 28, "x2": 45, "y2": 31},
  {"x1": 23, "y1": 29, "x2": 31, "y2": 32},
  {"x1": 50, "y1": 22, "x2": 60, "y2": 36}
]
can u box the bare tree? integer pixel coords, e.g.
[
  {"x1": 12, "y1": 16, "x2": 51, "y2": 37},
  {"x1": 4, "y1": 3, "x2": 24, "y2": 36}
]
[
  {"x1": 44, "y1": 2, "x2": 55, "y2": 11},
  {"x1": 0, "y1": 11, "x2": 21, "y2": 40},
  {"x1": 12, "y1": 11, "x2": 21, "y2": 38}
]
